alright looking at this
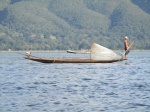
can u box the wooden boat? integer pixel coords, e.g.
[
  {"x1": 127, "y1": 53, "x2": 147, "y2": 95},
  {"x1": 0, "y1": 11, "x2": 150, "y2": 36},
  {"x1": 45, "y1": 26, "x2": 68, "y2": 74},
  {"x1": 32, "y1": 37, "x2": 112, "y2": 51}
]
[
  {"x1": 25, "y1": 43, "x2": 126, "y2": 63},
  {"x1": 67, "y1": 50, "x2": 77, "y2": 54},
  {"x1": 67, "y1": 50, "x2": 90, "y2": 54},
  {"x1": 26, "y1": 57, "x2": 123, "y2": 63}
]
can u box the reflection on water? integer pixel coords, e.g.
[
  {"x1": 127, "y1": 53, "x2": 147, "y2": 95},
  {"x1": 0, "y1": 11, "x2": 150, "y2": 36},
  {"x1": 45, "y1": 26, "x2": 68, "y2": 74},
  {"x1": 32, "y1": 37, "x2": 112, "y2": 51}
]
[{"x1": 0, "y1": 52, "x2": 150, "y2": 112}]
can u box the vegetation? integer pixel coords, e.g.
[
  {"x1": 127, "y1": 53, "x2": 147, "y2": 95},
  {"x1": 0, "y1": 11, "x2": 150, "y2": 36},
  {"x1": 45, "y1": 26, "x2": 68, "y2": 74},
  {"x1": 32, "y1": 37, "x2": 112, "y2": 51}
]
[{"x1": 0, "y1": 0, "x2": 150, "y2": 50}]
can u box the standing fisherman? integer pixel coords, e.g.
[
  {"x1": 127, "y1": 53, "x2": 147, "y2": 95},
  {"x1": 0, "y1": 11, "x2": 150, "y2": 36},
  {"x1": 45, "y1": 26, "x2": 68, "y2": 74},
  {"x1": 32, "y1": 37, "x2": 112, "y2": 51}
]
[{"x1": 124, "y1": 36, "x2": 129, "y2": 60}]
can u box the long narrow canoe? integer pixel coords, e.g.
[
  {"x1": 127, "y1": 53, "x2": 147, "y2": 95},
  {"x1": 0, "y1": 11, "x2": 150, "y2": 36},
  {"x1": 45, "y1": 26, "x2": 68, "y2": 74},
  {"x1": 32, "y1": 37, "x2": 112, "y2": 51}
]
[
  {"x1": 25, "y1": 43, "x2": 128, "y2": 63},
  {"x1": 26, "y1": 57, "x2": 123, "y2": 63},
  {"x1": 67, "y1": 50, "x2": 90, "y2": 54}
]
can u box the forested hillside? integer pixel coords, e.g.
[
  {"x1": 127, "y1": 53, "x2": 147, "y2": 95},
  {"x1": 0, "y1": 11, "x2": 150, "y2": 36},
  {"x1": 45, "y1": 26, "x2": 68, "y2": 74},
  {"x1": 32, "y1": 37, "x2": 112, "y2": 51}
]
[{"x1": 0, "y1": 0, "x2": 150, "y2": 50}]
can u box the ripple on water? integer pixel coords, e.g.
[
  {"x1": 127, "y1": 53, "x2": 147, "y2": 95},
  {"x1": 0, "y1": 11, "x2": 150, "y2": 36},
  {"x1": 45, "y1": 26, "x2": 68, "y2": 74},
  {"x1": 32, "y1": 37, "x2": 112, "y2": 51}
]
[{"x1": 1, "y1": 52, "x2": 150, "y2": 112}]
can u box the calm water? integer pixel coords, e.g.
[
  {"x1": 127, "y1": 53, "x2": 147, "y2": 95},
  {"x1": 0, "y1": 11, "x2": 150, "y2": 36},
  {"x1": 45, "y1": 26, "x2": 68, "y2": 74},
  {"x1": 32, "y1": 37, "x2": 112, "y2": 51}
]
[{"x1": 0, "y1": 52, "x2": 150, "y2": 112}]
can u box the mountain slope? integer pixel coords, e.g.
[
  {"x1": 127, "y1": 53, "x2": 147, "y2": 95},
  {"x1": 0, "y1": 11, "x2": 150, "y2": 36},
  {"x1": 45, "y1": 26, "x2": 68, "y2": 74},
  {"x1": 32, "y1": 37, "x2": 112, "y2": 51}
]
[{"x1": 0, "y1": 0, "x2": 150, "y2": 50}]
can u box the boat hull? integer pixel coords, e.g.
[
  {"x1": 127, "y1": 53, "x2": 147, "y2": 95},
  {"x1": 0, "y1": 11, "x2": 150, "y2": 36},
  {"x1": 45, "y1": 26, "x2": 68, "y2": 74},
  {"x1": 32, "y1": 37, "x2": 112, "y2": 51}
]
[{"x1": 26, "y1": 57, "x2": 123, "y2": 63}]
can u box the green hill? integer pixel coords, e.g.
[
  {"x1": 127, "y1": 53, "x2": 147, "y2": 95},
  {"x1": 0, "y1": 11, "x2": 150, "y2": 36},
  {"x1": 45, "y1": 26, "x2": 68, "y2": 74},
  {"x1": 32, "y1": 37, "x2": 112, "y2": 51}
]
[{"x1": 0, "y1": 0, "x2": 150, "y2": 50}]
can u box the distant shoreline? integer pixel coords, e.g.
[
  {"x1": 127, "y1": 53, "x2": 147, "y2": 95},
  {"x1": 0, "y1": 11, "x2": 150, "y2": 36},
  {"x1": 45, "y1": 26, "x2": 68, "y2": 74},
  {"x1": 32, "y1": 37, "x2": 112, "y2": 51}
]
[{"x1": 0, "y1": 50, "x2": 150, "y2": 52}]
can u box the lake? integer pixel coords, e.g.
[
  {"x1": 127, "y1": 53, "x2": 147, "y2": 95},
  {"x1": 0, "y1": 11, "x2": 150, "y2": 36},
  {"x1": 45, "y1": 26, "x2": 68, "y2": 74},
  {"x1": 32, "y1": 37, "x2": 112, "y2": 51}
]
[{"x1": 0, "y1": 51, "x2": 150, "y2": 112}]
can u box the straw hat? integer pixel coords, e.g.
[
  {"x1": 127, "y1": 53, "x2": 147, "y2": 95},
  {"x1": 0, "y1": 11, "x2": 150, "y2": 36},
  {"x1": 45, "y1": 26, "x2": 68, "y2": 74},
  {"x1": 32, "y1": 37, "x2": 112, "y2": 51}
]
[{"x1": 124, "y1": 36, "x2": 128, "y2": 39}]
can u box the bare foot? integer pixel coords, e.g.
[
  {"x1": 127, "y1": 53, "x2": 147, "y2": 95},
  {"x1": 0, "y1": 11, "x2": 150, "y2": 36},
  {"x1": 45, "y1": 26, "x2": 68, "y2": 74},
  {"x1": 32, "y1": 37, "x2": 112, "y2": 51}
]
[{"x1": 123, "y1": 57, "x2": 128, "y2": 60}]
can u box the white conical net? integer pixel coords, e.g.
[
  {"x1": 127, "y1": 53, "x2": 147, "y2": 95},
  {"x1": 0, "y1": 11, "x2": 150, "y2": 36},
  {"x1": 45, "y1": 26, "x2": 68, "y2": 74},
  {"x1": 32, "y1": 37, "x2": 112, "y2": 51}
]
[{"x1": 90, "y1": 43, "x2": 122, "y2": 60}]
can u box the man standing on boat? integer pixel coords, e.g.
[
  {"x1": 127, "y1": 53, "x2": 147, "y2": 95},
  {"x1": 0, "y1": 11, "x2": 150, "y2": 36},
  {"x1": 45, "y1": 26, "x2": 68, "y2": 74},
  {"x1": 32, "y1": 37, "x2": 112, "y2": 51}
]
[{"x1": 124, "y1": 36, "x2": 129, "y2": 60}]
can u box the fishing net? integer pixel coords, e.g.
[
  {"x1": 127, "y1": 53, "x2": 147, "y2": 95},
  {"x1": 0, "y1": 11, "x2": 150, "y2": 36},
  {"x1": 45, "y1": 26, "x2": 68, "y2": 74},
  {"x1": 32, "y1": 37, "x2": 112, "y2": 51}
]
[{"x1": 90, "y1": 43, "x2": 122, "y2": 60}]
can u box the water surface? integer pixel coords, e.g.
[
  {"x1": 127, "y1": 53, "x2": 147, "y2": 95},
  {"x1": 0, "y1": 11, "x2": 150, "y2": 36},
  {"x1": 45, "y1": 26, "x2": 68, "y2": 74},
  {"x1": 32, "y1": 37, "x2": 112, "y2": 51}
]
[{"x1": 0, "y1": 52, "x2": 150, "y2": 112}]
